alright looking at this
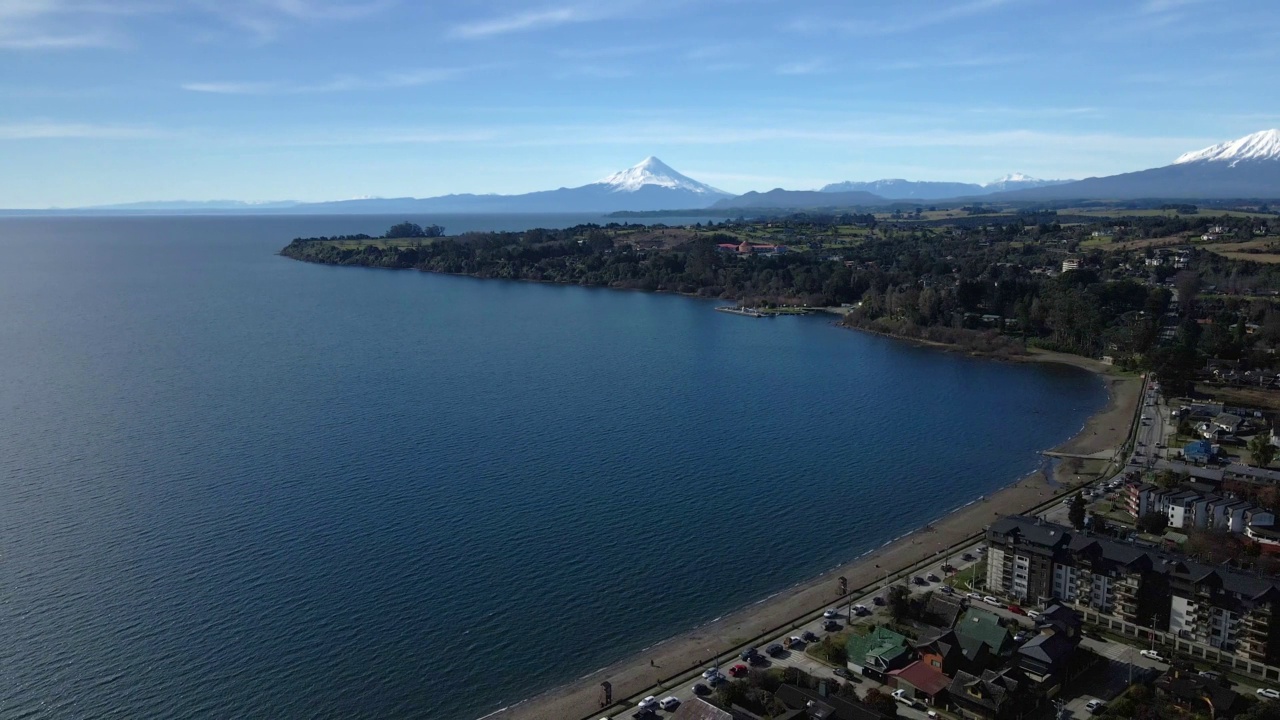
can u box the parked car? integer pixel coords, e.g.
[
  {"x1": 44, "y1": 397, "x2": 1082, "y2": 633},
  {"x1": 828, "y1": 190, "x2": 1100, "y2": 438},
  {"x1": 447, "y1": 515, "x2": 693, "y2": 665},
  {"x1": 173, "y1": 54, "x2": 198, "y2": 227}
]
[
  {"x1": 823, "y1": 609, "x2": 841, "y2": 619},
  {"x1": 748, "y1": 653, "x2": 766, "y2": 666},
  {"x1": 729, "y1": 664, "x2": 748, "y2": 678},
  {"x1": 1258, "y1": 688, "x2": 1280, "y2": 701},
  {"x1": 966, "y1": 592, "x2": 983, "y2": 601},
  {"x1": 1026, "y1": 609, "x2": 1041, "y2": 620},
  {"x1": 1140, "y1": 649, "x2": 1166, "y2": 662},
  {"x1": 962, "y1": 552, "x2": 976, "y2": 562},
  {"x1": 940, "y1": 563, "x2": 955, "y2": 573},
  {"x1": 1199, "y1": 671, "x2": 1222, "y2": 682},
  {"x1": 823, "y1": 620, "x2": 841, "y2": 632},
  {"x1": 913, "y1": 576, "x2": 927, "y2": 586},
  {"x1": 702, "y1": 668, "x2": 721, "y2": 680},
  {"x1": 786, "y1": 635, "x2": 803, "y2": 648},
  {"x1": 692, "y1": 683, "x2": 711, "y2": 696},
  {"x1": 834, "y1": 667, "x2": 857, "y2": 680},
  {"x1": 853, "y1": 604, "x2": 869, "y2": 615},
  {"x1": 1013, "y1": 631, "x2": 1028, "y2": 643},
  {"x1": 766, "y1": 643, "x2": 785, "y2": 657},
  {"x1": 740, "y1": 647, "x2": 759, "y2": 661},
  {"x1": 983, "y1": 596, "x2": 1002, "y2": 607},
  {"x1": 939, "y1": 586, "x2": 954, "y2": 595},
  {"x1": 891, "y1": 689, "x2": 924, "y2": 710},
  {"x1": 659, "y1": 697, "x2": 680, "y2": 711},
  {"x1": 802, "y1": 631, "x2": 819, "y2": 643},
  {"x1": 1086, "y1": 698, "x2": 1107, "y2": 714},
  {"x1": 1007, "y1": 604, "x2": 1026, "y2": 615},
  {"x1": 873, "y1": 596, "x2": 886, "y2": 606},
  {"x1": 638, "y1": 696, "x2": 659, "y2": 711},
  {"x1": 927, "y1": 573, "x2": 941, "y2": 582}
]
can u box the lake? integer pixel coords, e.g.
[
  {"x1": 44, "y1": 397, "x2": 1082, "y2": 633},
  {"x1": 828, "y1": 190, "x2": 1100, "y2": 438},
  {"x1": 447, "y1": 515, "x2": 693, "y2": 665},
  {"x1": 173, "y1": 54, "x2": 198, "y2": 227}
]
[{"x1": 0, "y1": 214, "x2": 1107, "y2": 719}]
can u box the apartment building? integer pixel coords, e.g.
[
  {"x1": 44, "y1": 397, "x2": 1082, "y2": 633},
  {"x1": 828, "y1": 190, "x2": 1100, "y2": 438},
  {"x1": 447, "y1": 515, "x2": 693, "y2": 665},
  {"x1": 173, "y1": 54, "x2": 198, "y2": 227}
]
[{"x1": 985, "y1": 516, "x2": 1280, "y2": 664}]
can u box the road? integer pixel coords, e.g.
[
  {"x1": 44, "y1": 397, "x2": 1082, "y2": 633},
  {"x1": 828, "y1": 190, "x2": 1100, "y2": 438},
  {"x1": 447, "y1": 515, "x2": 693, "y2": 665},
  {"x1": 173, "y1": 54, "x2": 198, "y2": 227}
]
[{"x1": 617, "y1": 549, "x2": 985, "y2": 719}]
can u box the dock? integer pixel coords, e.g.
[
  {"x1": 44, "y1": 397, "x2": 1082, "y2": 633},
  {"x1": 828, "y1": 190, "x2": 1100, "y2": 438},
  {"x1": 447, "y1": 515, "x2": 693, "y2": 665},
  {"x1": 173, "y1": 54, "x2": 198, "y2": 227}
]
[{"x1": 715, "y1": 306, "x2": 770, "y2": 318}]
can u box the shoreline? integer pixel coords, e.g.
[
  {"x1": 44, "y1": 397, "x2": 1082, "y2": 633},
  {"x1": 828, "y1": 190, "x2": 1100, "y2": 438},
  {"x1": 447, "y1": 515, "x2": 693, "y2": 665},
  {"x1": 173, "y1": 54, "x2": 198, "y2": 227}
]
[{"x1": 487, "y1": 361, "x2": 1141, "y2": 720}]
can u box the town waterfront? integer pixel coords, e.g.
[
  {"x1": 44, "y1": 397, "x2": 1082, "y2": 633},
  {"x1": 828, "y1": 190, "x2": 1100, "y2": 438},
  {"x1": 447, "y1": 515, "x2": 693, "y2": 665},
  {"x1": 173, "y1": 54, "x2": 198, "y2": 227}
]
[{"x1": 0, "y1": 216, "x2": 1107, "y2": 719}]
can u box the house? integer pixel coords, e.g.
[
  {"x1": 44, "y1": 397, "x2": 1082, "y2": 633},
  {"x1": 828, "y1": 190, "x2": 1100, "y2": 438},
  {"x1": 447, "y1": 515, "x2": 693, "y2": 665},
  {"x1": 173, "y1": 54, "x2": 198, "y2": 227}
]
[
  {"x1": 1184, "y1": 440, "x2": 1216, "y2": 463},
  {"x1": 947, "y1": 668, "x2": 1025, "y2": 720},
  {"x1": 1015, "y1": 630, "x2": 1078, "y2": 689},
  {"x1": 1214, "y1": 413, "x2": 1245, "y2": 434},
  {"x1": 915, "y1": 627, "x2": 991, "y2": 675},
  {"x1": 1034, "y1": 603, "x2": 1082, "y2": 640},
  {"x1": 954, "y1": 607, "x2": 1015, "y2": 658},
  {"x1": 1154, "y1": 669, "x2": 1245, "y2": 719},
  {"x1": 888, "y1": 660, "x2": 950, "y2": 707},
  {"x1": 921, "y1": 593, "x2": 966, "y2": 628},
  {"x1": 844, "y1": 627, "x2": 912, "y2": 680},
  {"x1": 773, "y1": 684, "x2": 889, "y2": 720}
]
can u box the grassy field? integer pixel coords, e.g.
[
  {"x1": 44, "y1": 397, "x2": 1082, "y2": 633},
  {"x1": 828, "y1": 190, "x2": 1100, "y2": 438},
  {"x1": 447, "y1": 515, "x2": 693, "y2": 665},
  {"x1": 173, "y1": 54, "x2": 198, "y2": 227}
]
[
  {"x1": 945, "y1": 560, "x2": 986, "y2": 590},
  {"x1": 1201, "y1": 237, "x2": 1280, "y2": 263},
  {"x1": 1198, "y1": 384, "x2": 1280, "y2": 412},
  {"x1": 1084, "y1": 235, "x2": 1188, "y2": 253},
  {"x1": 1064, "y1": 208, "x2": 1275, "y2": 219}
]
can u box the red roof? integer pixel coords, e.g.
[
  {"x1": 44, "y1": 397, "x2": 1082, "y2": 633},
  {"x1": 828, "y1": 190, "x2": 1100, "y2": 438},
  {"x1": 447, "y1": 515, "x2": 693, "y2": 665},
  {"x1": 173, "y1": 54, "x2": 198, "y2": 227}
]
[{"x1": 890, "y1": 660, "x2": 951, "y2": 696}]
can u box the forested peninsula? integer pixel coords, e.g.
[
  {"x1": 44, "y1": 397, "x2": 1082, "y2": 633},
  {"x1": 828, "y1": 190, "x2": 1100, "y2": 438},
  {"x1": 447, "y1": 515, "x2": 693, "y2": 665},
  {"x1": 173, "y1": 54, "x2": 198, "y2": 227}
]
[{"x1": 281, "y1": 209, "x2": 1280, "y2": 385}]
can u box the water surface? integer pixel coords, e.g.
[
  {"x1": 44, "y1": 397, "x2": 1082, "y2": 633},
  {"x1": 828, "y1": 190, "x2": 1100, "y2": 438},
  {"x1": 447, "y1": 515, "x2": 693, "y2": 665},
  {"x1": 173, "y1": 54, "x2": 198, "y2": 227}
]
[{"x1": 0, "y1": 215, "x2": 1107, "y2": 719}]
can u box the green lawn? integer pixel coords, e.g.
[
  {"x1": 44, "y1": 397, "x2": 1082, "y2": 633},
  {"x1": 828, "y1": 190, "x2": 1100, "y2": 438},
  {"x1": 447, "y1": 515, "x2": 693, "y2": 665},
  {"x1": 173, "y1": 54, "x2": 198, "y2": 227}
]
[{"x1": 946, "y1": 560, "x2": 986, "y2": 590}]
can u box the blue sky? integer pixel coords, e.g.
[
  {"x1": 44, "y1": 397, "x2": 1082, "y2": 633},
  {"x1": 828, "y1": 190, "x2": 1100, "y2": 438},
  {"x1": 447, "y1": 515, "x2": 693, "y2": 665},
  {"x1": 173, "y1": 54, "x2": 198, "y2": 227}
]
[{"x1": 2, "y1": 0, "x2": 1278, "y2": 206}]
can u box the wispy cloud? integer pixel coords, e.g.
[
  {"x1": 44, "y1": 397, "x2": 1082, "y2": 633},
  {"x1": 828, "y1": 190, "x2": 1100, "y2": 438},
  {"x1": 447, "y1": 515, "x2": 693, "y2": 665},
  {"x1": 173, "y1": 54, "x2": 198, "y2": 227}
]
[
  {"x1": 450, "y1": 6, "x2": 596, "y2": 39},
  {"x1": 793, "y1": 0, "x2": 1020, "y2": 36},
  {"x1": 0, "y1": 121, "x2": 162, "y2": 139},
  {"x1": 872, "y1": 54, "x2": 1023, "y2": 72},
  {"x1": 182, "y1": 67, "x2": 469, "y2": 94},
  {"x1": 775, "y1": 59, "x2": 825, "y2": 76},
  {"x1": 0, "y1": 0, "x2": 394, "y2": 49}
]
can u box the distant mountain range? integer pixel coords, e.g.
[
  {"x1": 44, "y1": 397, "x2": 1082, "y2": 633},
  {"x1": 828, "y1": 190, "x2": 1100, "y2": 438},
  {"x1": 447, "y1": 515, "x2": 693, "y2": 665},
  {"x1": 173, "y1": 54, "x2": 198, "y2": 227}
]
[
  {"x1": 986, "y1": 129, "x2": 1280, "y2": 201},
  {"x1": 819, "y1": 173, "x2": 1071, "y2": 200},
  {"x1": 46, "y1": 130, "x2": 1280, "y2": 215}
]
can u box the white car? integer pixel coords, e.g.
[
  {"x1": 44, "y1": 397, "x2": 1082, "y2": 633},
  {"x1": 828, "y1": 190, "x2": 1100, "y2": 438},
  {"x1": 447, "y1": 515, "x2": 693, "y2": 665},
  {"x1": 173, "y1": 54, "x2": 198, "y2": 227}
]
[
  {"x1": 1258, "y1": 688, "x2": 1280, "y2": 701},
  {"x1": 701, "y1": 668, "x2": 721, "y2": 680},
  {"x1": 823, "y1": 608, "x2": 841, "y2": 619},
  {"x1": 1140, "y1": 649, "x2": 1166, "y2": 662},
  {"x1": 891, "y1": 689, "x2": 912, "y2": 705},
  {"x1": 638, "y1": 696, "x2": 659, "y2": 710},
  {"x1": 983, "y1": 595, "x2": 1002, "y2": 607},
  {"x1": 967, "y1": 592, "x2": 983, "y2": 601},
  {"x1": 1085, "y1": 698, "x2": 1107, "y2": 714},
  {"x1": 659, "y1": 696, "x2": 680, "y2": 711},
  {"x1": 1026, "y1": 610, "x2": 1041, "y2": 620},
  {"x1": 852, "y1": 604, "x2": 870, "y2": 615}
]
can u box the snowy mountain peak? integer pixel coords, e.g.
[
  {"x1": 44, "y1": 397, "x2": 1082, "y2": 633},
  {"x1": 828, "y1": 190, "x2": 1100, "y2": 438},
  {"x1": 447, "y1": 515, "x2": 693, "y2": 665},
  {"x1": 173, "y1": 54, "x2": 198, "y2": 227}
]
[
  {"x1": 596, "y1": 157, "x2": 727, "y2": 195},
  {"x1": 1175, "y1": 129, "x2": 1280, "y2": 166},
  {"x1": 987, "y1": 172, "x2": 1039, "y2": 185}
]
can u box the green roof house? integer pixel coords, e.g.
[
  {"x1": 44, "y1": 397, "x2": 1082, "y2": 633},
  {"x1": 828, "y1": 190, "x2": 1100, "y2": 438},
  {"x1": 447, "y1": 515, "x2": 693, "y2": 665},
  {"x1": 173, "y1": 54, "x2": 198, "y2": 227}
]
[
  {"x1": 845, "y1": 626, "x2": 913, "y2": 679},
  {"x1": 955, "y1": 607, "x2": 1014, "y2": 658}
]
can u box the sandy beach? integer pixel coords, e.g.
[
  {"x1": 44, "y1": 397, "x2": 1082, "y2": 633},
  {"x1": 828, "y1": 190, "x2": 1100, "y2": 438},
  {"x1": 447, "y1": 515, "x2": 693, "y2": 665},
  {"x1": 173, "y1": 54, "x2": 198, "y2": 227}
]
[{"x1": 488, "y1": 363, "x2": 1142, "y2": 720}]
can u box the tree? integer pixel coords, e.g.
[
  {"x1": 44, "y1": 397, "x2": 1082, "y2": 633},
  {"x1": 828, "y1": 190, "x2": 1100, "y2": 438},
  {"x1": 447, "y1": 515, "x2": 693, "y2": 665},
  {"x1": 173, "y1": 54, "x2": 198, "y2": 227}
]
[
  {"x1": 1068, "y1": 494, "x2": 1086, "y2": 529},
  {"x1": 1153, "y1": 469, "x2": 1182, "y2": 489},
  {"x1": 1137, "y1": 512, "x2": 1169, "y2": 535},
  {"x1": 385, "y1": 221, "x2": 426, "y2": 239},
  {"x1": 1249, "y1": 432, "x2": 1277, "y2": 468},
  {"x1": 862, "y1": 688, "x2": 899, "y2": 717},
  {"x1": 1091, "y1": 514, "x2": 1111, "y2": 536},
  {"x1": 887, "y1": 585, "x2": 911, "y2": 623}
]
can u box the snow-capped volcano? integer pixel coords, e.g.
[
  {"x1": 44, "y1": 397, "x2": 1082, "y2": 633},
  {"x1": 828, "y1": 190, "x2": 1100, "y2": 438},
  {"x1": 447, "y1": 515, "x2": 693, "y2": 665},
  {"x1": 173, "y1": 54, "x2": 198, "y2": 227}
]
[
  {"x1": 986, "y1": 172, "x2": 1037, "y2": 185},
  {"x1": 596, "y1": 156, "x2": 727, "y2": 195},
  {"x1": 1174, "y1": 129, "x2": 1280, "y2": 166}
]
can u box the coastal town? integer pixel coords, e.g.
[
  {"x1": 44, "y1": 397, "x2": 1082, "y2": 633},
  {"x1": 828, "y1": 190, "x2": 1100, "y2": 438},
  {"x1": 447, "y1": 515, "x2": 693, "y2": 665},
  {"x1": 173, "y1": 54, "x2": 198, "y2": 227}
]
[
  {"x1": 284, "y1": 209, "x2": 1280, "y2": 720},
  {"x1": 549, "y1": 372, "x2": 1280, "y2": 720}
]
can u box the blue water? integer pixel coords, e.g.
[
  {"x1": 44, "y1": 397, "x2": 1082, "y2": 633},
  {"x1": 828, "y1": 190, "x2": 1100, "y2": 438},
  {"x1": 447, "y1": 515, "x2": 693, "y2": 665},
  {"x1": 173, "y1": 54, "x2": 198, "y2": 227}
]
[{"x1": 0, "y1": 215, "x2": 1107, "y2": 719}]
